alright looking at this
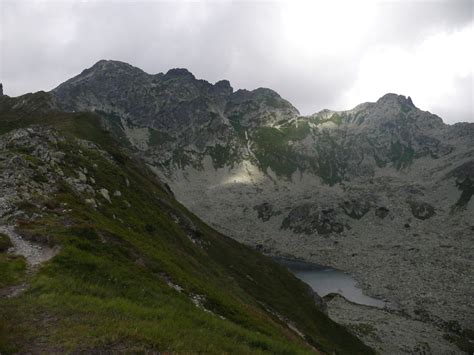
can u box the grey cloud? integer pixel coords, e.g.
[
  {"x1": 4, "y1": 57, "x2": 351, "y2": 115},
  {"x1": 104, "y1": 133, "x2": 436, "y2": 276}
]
[
  {"x1": 370, "y1": 0, "x2": 473, "y2": 46},
  {"x1": 429, "y1": 74, "x2": 473, "y2": 124}
]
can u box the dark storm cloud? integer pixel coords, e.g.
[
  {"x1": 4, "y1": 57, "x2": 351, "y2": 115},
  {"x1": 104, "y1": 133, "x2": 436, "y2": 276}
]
[{"x1": 0, "y1": 0, "x2": 472, "y2": 123}]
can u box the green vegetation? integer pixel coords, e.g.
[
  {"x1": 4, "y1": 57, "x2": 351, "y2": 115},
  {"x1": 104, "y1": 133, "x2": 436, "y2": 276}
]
[
  {"x1": 352, "y1": 112, "x2": 366, "y2": 125},
  {"x1": 309, "y1": 113, "x2": 343, "y2": 126},
  {"x1": 250, "y1": 123, "x2": 311, "y2": 179},
  {"x1": 93, "y1": 110, "x2": 131, "y2": 148},
  {"x1": 443, "y1": 320, "x2": 474, "y2": 354},
  {"x1": 0, "y1": 233, "x2": 27, "y2": 290},
  {"x1": 0, "y1": 93, "x2": 373, "y2": 354},
  {"x1": 0, "y1": 233, "x2": 12, "y2": 252},
  {"x1": 312, "y1": 132, "x2": 346, "y2": 186},
  {"x1": 0, "y1": 254, "x2": 26, "y2": 289},
  {"x1": 171, "y1": 147, "x2": 197, "y2": 169},
  {"x1": 207, "y1": 144, "x2": 240, "y2": 169},
  {"x1": 390, "y1": 140, "x2": 414, "y2": 170},
  {"x1": 314, "y1": 154, "x2": 343, "y2": 185},
  {"x1": 279, "y1": 121, "x2": 311, "y2": 140},
  {"x1": 453, "y1": 178, "x2": 474, "y2": 210},
  {"x1": 148, "y1": 128, "x2": 175, "y2": 147},
  {"x1": 228, "y1": 114, "x2": 247, "y2": 140},
  {"x1": 249, "y1": 122, "x2": 346, "y2": 184},
  {"x1": 251, "y1": 127, "x2": 299, "y2": 178}
]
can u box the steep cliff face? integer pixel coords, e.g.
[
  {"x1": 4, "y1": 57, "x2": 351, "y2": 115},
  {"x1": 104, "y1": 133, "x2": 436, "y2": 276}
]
[{"x1": 51, "y1": 60, "x2": 474, "y2": 353}]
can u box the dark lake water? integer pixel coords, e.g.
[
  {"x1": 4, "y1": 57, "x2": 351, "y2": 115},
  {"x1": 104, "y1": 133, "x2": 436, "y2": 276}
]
[{"x1": 275, "y1": 257, "x2": 389, "y2": 308}]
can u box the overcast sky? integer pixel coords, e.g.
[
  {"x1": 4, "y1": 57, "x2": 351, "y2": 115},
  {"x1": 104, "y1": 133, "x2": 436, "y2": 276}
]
[{"x1": 1, "y1": 0, "x2": 473, "y2": 123}]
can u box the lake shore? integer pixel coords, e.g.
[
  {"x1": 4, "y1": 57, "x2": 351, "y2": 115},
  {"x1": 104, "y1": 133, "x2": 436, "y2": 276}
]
[{"x1": 274, "y1": 257, "x2": 389, "y2": 308}]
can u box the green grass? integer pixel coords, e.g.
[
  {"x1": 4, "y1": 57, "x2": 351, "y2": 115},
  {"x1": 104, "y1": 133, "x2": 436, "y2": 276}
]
[
  {"x1": 390, "y1": 140, "x2": 414, "y2": 169},
  {"x1": 249, "y1": 122, "x2": 346, "y2": 184},
  {"x1": 148, "y1": 128, "x2": 175, "y2": 147},
  {"x1": 93, "y1": 110, "x2": 133, "y2": 149},
  {"x1": 0, "y1": 233, "x2": 12, "y2": 252},
  {"x1": 0, "y1": 254, "x2": 27, "y2": 289},
  {"x1": 207, "y1": 144, "x2": 239, "y2": 169},
  {"x1": 309, "y1": 113, "x2": 343, "y2": 126},
  {"x1": 279, "y1": 121, "x2": 311, "y2": 140},
  {"x1": 0, "y1": 233, "x2": 27, "y2": 290},
  {"x1": 251, "y1": 126, "x2": 307, "y2": 178},
  {"x1": 0, "y1": 92, "x2": 373, "y2": 354}
]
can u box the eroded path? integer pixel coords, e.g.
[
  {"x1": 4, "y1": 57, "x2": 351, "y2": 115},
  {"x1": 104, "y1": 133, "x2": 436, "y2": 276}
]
[
  {"x1": 0, "y1": 225, "x2": 58, "y2": 267},
  {"x1": 0, "y1": 225, "x2": 59, "y2": 298}
]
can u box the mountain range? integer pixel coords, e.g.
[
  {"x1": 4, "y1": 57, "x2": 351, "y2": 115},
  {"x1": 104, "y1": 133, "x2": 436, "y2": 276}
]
[{"x1": 1, "y1": 59, "x2": 472, "y2": 353}]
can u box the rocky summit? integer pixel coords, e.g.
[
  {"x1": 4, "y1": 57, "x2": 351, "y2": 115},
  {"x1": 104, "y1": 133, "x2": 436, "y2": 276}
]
[
  {"x1": 1, "y1": 59, "x2": 472, "y2": 354},
  {"x1": 50, "y1": 60, "x2": 474, "y2": 353}
]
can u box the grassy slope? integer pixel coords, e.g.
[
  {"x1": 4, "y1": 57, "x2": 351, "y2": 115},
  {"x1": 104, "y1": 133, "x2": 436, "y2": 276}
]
[
  {"x1": 0, "y1": 232, "x2": 26, "y2": 289},
  {"x1": 249, "y1": 123, "x2": 344, "y2": 185},
  {"x1": 0, "y1": 93, "x2": 373, "y2": 354},
  {"x1": 251, "y1": 123, "x2": 310, "y2": 178}
]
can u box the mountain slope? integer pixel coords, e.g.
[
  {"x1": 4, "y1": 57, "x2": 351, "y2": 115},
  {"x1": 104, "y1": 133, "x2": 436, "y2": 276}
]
[
  {"x1": 0, "y1": 92, "x2": 373, "y2": 353},
  {"x1": 50, "y1": 60, "x2": 474, "y2": 353}
]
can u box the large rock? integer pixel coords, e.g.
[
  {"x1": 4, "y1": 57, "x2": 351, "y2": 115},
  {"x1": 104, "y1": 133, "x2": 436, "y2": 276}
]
[
  {"x1": 281, "y1": 204, "x2": 344, "y2": 235},
  {"x1": 253, "y1": 202, "x2": 280, "y2": 222},
  {"x1": 408, "y1": 200, "x2": 435, "y2": 220},
  {"x1": 341, "y1": 199, "x2": 371, "y2": 219},
  {"x1": 375, "y1": 206, "x2": 390, "y2": 219}
]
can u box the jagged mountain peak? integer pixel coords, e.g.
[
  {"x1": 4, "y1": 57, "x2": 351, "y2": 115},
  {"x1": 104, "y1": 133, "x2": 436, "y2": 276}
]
[
  {"x1": 231, "y1": 87, "x2": 300, "y2": 115},
  {"x1": 164, "y1": 67, "x2": 196, "y2": 80},
  {"x1": 353, "y1": 93, "x2": 416, "y2": 112},
  {"x1": 213, "y1": 80, "x2": 233, "y2": 95},
  {"x1": 375, "y1": 93, "x2": 417, "y2": 110},
  {"x1": 308, "y1": 93, "x2": 444, "y2": 130},
  {"x1": 51, "y1": 60, "x2": 299, "y2": 131},
  {"x1": 309, "y1": 93, "x2": 418, "y2": 122},
  {"x1": 83, "y1": 59, "x2": 146, "y2": 76},
  {"x1": 234, "y1": 87, "x2": 284, "y2": 99},
  {"x1": 90, "y1": 58, "x2": 132, "y2": 68},
  {"x1": 53, "y1": 59, "x2": 148, "y2": 95}
]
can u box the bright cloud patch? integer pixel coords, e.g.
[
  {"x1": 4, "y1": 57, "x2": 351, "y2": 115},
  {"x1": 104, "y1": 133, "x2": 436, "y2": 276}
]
[{"x1": 341, "y1": 23, "x2": 473, "y2": 123}]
